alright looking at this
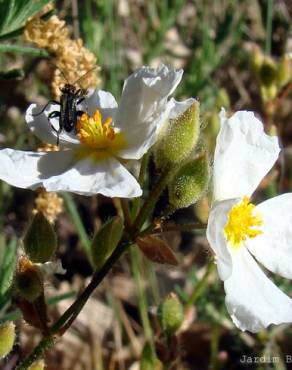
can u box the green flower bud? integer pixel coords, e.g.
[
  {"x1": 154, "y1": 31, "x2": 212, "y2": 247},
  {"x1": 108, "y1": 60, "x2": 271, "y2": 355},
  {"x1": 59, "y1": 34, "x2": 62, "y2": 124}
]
[
  {"x1": 215, "y1": 88, "x2": 230, "y2": 110},
  {"x1": 155, "y1": 102, "x2": 200, "y2": 169},
  {"x1": 259, "y1": 57, "x2": 278, "y2": 87},
  {"x1": 157, "y1": 293, "x2": 184, "y2": 335},
  {"x1": 250, "y1": 45, "x2": 264, "y2": 74},
  {"x1": 261, "y1": 84, "x2": 277, "y2": 102},
  {"x1": 91, "y1": 216, "x2": 124, "y2": 269},
  {"x1": 28, "y1": 359, "x2": 45, "y2": 370},
  {"x1": 23, "y1": 212, "x2": 57, "y2": 263},
  {"x1": 168, "y1": 153, "x2": 209, "y2": 209},
  {"x1": 0, "y1": 322, "x2": 15, "y2": 358},
  {"x1": 277, "y1": 54, "x2": 292, "y2": 87},
  {"x1": 14, "y1": 257, "x2": 43, "y2": 302},
  {"x1": 194, "y1": 196, "x2": 210, "y2": 224}
]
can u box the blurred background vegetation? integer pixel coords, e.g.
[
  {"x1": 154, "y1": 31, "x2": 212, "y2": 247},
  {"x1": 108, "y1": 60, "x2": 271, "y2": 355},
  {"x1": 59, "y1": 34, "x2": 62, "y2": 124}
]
[{"x1": 0, "y1": 0, "x2": 292, "y2": 369}]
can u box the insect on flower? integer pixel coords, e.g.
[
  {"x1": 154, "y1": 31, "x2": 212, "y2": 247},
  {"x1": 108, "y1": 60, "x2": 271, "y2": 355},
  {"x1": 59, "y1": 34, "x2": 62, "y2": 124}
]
[
  {"x1": 33, "y1": 68, "x2": 96, "y2": 145},
  {"x1": 0, "y1": 65, "x2": 191, "y2": 198}
]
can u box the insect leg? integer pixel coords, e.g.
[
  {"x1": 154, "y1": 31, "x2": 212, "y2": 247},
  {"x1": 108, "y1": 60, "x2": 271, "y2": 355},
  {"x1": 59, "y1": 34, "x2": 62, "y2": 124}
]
[
  {"x1": 32, "y1": 100, "x2": 60, "y2": 116},
  {"x1": 77, "y1": 97, "x2": 85, "y2": 105},
  {"x1": 48, "y1": 111, "x2": 61, "y2": 145}
]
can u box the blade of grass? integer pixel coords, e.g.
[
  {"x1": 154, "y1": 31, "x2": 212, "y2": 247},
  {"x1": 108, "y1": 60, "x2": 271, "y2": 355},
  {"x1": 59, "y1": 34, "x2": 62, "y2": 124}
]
[
  {"x1": 0, "y1": 44, "x2": 49, "y2": 56},
  {"x1": 62, "y1": 193, "x2": 91, "y2": 256},
  {"x1": 130, "y1": 246, "x2": 156, "y2": 360},
  {"x1": 265, "y1": 0, "x2": 274, "y2": 55}
]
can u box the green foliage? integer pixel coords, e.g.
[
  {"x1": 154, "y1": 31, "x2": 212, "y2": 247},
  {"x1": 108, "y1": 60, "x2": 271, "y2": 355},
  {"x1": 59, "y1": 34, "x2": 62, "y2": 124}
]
[
  {"x1": 0, "y1": 0, "x2": 51, "y2": 39},
  {"x1": 0, "y1": 321, "x2": 15, "y2": 358},
  {"x1": 140, "y1": 342, "x2": 161, "y2": 370},
  {"x1": 0, "y1": 68, "x2": 24, "y2": 80},
  {"x1": 91, "y1": 216, "x2": 124, "y2": 269},
  {"x1": 0, "y1": 238, "x2": 17, "y2": 297},
  {"x1": 23, "y1": 212, "x2": 57, "y2": 263}
]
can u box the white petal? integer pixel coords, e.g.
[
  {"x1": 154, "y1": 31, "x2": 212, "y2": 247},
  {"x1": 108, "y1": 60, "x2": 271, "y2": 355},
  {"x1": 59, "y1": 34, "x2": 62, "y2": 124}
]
[
  {"x1": 36, "y1": 260, "x2": 66, "y2": 277},
  {"x1": 117, "y1": 97, "x2": 195, "y2": 160},
  {"x1": 206, "y1": 199, "x2": 238, "y2": 280},
  {"x1": 246, "y1": 193, "x2": 292, "y2": 279},
  {"x1": 115, "y1": 64, "x2": 183, "y2": 159},
  {"x1": 0, "y1": 148, "x2": 44, "y2": 189},
  {"x1": 26, "y1": 104, "x2": 80, "y2": 147},
  {"x1": 82, "y1": 89, "x2": 118, "y2": 121},
  {"x1": 213, "y1": 110, "x2": 280, "y2": 201},
  {"x1": 168, "y1": 98, "x2": 196, "y2": 119},
  {"x1": 224, "y1": 247, "x2": 292, "y2": 332},
  {"x1": 43, "y1": 156, "x2": 142, "y2": 198},
  {"x1": 0, "y1": 148, "x2": 75, "y2": 189}
]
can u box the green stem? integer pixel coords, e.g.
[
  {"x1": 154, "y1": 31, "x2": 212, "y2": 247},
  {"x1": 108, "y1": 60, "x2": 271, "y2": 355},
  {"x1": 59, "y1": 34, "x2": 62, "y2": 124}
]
[
  {"x1": 130, "y1": 247, "x2": 156, "y2": 358},
  {"x1": 265, "y1": 0, "x2": 274, "y2": 55},
  {"x1": 133, "y1": 168, "x2": 174, "y2": 232},
  {"x1": 132, "y1": 153, "x2": 150, "y2": 218},
  {"x1": 139, "y1": 222, "x2": 206, "y2": 238},
  {"x1": 0, "y1": 44, "x2": 49, "y2": 57},
  {"x1": 16, "y1": 241, "x2": 131, "y2": 370},
  {"x1": 186, "y1": 261, "x2": 215, "y2": 308}
]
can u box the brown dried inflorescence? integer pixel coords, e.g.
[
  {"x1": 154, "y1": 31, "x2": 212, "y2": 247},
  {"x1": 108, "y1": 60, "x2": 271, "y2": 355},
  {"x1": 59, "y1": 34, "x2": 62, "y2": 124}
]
[
  {"x1": 33, "y1": 188, "x2": 64, "y2": 224},
  {"x1": 24, "y1": 11, "x2": 100, "y2": 98}
]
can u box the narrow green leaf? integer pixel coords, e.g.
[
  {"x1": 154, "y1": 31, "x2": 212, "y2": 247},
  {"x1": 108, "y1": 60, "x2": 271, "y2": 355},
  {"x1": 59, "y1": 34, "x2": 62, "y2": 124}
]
[
  {"x1": 0, "y1": 44, "x2": 49, "y2": 56},
  {"x1": 0, "y1": 238, "x2": 17, "y2": 296},
  {"x1": 0, "y1": 68, "x2": 24, "y2": 80},
  {"x1": 62, "y1": 193, "x2": 91, "y2": 255},
  {"x1": 91, "y1": 216, "x2": 124, "y2": 269},
  {"x1": 0, "y1": 0, "x2": 51, "y2": 38}
]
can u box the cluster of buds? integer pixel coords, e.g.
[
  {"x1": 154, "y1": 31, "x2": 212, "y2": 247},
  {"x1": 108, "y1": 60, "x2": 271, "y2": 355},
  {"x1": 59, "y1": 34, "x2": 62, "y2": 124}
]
[
  {"x1": 250, "y1": 45, "x2": 292, "y2": 104},
  {"x1": 155, "y1": 101, "x2": 209, "y2": 212},
  {"x1": 24, "y1": 9, "x2": 100, "y2": 98}
]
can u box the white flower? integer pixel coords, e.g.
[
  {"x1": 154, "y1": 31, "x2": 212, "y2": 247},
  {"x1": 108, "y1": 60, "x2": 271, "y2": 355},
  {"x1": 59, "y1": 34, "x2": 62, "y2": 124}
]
[
  {"x1": 0, "y1": 65, "x2": 193, "y2": 198},
  {"x1": 207, "y1": 109, "x2": 292, "y2": 332}
]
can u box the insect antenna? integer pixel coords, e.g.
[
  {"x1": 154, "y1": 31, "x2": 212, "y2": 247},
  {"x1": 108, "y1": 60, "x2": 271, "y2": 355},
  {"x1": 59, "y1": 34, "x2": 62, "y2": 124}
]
[
  {"x1": 73, "y1": 67, "x2": 97, "y2": 89},
  {"x1": 48, "y1": 61, "x2": 71, "y2": 84}
]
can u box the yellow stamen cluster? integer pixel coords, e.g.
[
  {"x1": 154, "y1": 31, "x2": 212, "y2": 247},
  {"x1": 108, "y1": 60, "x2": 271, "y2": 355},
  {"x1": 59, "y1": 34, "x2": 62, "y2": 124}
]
[
  {"x1": 37, "y1": 143, "x2": 59, "y2": 152},
  {"x1": 33, "y1": 189, "x2": 63, "y2": 224},
  {"x1": 24, "y1": 10, "x2": 100, "y2": 98},
  {"x1": 224, "y1": 196, "x2": 263, "y2": 248},
  {"x1": 76, "y1": 110, "x2": 116, "y2": 148}
]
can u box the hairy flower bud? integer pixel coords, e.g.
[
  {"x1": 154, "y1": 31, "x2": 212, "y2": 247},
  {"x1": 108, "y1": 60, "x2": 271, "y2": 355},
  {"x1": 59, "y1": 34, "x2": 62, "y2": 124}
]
[
  {"x1": 0, "y1": 322, "x2": 15, "y2": 358},
  {"x1": 259, "y1": 57, "x2": 277, "y2": 87},
  {"x1": 157, "y1": 293, "x2": 184, "y2": 335},
  {"x1": 168, "y1": 153, "x2": 209, "y2": 209},
  {"x1": 277, "y1": 54, "x2": 292, "y2": 88},
  {"x1": 14, "y1": 257, "x2": 44, "y2": 302},
  {"x1": 155, "y1": 102, "x2": 200, "y2": 169},
  {"x1": 23, "y1": 212, "x2": 57, "y2": 263},
  {"x1": 91, "y1": 216, "x2": 124, "y2": 269},
  {"x1": 28, "y1": 359, "x2": 45, "y2": 370}
]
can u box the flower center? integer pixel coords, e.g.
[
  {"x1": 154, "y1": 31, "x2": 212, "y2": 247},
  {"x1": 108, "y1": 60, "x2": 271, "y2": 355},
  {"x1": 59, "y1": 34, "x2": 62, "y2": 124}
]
[
  {"x1": 76, "y1": 110, "x2": 126, "y2": 161},
  {"x1": 77, "y1": 110, "x2": 116, "y2": 148},
  {"x1": 224, "y1": 196, "x2": 263, "y2": 248}
]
